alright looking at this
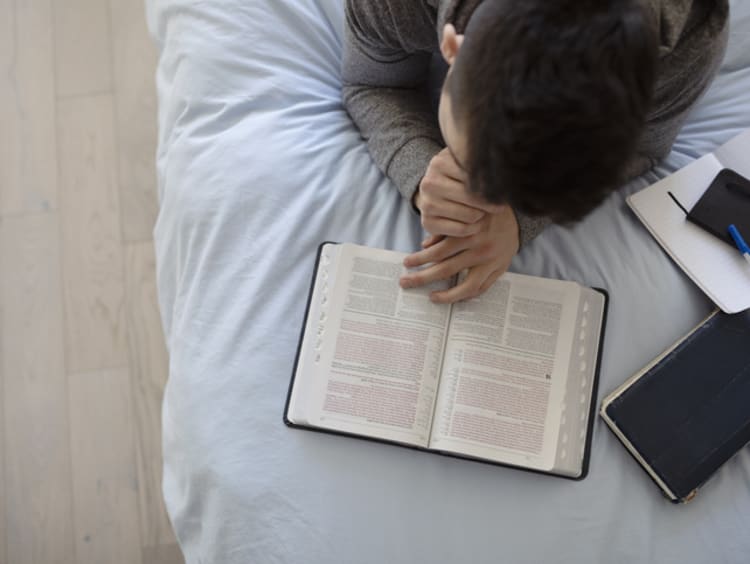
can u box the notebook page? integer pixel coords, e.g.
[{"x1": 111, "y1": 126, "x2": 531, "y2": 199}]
[
  {"x1": 627, "y1": 132, "x2": 750, "y2": 313},
  {"x1": 715, "y1": 129, "x2": 750, "y2": 175}
]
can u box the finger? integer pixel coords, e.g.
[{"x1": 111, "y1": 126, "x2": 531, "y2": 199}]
[
  {"x1": 430, "y1": 267, "x2": 492, "y2": 304},
  {"x1": 434, "y1": 149, "x2": 468, "y2": 183},
  {"x1": 478, "y1": 269, "x2": 504, "y2": 293},
  {"x1": 423, "y1": 151, "x2": 506, "y2": 214},
  {"x1": 400, "y1": 251, "x2": 472, "y2": 289},
  {"x1": 404, "y1": 237, "x2": 468, "y2": 268},
  {"x1": 420, "y1": 197, "x2": 485, "y2": 225},
  {"x1": 421, "y1": 161, "x2": 493, "y2": 216},
  {"x1": 446, "y1": 186, "x2": 501, "y2": 213},
  {"x1": 438, "y1": 181, "x2": 506, "y2": 214},
  {"x1": 421, "y1": 216, "x2": 482, "y2": 238},
  {"x1": 420, "y1": 173, "x2": 478, "y2": 209},
  {"x1": 475, "y1": 201, "x2": 507, "y2": 215},
  {"x1": 421, "y1": 234, "x2": 443, "y2": 248}
]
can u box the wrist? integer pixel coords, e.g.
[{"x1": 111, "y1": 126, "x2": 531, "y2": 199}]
[
  {"x1": 411, "y1": 187, "x2": 422, "y2": 214},
  {"x1": 509, "y1": 207, "x2": 521, "y2": 252},
  {"x1": 496, "y1": 205, "x2": 520, "y2": 253}
]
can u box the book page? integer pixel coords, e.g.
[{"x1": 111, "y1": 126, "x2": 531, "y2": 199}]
[
  {"x1": 287, "y1": 243, "x2": 342, "y2": 422},
  {"x1": 298, "y1": 244, "x2": 451, "y2": 447},
  {"x1": 429, "y1": 273, "x2": 581, "y2": 471},
  {"x1": 714, "y1": 129, "x2": 750, "y2": 178},
  {"x1": 552, "y1": 287, "x2": 605, "y2": 476}
]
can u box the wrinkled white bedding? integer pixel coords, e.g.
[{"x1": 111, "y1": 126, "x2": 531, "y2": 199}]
[{"x1": 147, "y1": 1, "x2": 750, "y2": 562}]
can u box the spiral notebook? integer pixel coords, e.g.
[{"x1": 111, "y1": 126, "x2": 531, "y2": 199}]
[{"x1": 285, "y1": 242, "x2": 608, "y2": 479}]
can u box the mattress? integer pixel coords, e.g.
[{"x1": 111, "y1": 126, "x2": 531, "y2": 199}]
[{"x1": 146, "y1": 1, "x2": 750, "y2": 562}]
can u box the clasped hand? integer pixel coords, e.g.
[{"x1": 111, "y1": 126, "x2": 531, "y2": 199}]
[{"x1": 400, "y1": 148, "x2": 520, "y2": 303}]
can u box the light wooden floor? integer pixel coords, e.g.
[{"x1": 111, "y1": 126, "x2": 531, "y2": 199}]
[{"x1": 1, "y1": 1, "x2": 183, "y2": 562}]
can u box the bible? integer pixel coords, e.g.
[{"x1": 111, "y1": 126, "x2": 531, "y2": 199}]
[{"x1": 284, "y1": 243, "x2": 608, "y2": 479}]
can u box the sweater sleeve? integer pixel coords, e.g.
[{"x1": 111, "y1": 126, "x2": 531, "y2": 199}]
[
  {"x1": 342, "y1": 0, "x2": 444, "y2": 202},
  {"x1": 626, "y1": 0, "x2": 729, "y2": 178}
]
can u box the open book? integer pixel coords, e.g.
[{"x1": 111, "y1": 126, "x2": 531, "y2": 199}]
[{"x1": 285, "y1": 243, "x2": 607, "y2": 479}]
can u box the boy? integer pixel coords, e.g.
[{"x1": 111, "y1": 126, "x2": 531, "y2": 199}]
[{"x1": 342, "y1": 0, "x2": 729, "y2": 303}]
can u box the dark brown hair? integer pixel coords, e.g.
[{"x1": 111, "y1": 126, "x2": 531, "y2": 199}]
[{"x1": 449, "y1": 0, "x2": 659, "y2": 222}]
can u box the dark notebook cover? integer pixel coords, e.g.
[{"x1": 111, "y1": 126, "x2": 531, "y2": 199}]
[
  {"x1": 602, "y1": 309, "x2": 750, "y2": 502},
  {"x1": 687, "y1": 169, "x2": 750, "y2": 247}
]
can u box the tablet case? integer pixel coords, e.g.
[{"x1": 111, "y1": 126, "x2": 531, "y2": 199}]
[
  {"x1": 687, "y1": 168, "x2": 750, "y2": 247},
  {"x1": 601, "y1": 309, "x2": 750, "y2": 502}
]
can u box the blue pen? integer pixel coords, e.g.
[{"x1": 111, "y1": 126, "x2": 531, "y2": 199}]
[{"x1": 728, "y1": 224, "x2": 750, "y2": 266}]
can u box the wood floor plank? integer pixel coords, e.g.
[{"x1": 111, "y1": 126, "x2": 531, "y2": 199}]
[
  {"x1": 0, "y1": 302, "x2": 6, "y2": 564},
  {"x1": 125, "y1": 242, "x2": 175, "y2": 547},
  {"x1": 142, "y1": 543, "x2": 185, "y2": 564},
  {"x1": 110, "y1": 0, "x2": 159, "y2": 243},
  {"x1": 68, "y1": 367, "x2": 143, "y2": 564},
  {"x1": 1, "y1": 212, "x2": 76, "y2": 564},
  {"x1": 57, "y1": 94, "x2": 129, "y2": 373},
  {"x1": 52, "y1": 0, "x2": 113, "y2": 97},
  {"x1": 0, "y1": 0, "x2": 59, "y2": 216}
]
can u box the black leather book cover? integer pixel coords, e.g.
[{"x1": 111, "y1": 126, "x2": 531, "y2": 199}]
[
  {"x1": 603, "y1": 309, "x2": 750, "y2": 501},
  {"x1": 687, "y1": 169, "x2": 750, "y2": 247}
]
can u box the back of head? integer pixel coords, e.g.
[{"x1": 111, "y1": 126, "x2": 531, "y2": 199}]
[{"x1": 451, "y1": 0, "x2": 659, "y2": 222}]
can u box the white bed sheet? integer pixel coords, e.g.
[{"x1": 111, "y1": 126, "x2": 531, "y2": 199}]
[{"x1": 146, "y1": 1, "x2": 750, "y2": 562}]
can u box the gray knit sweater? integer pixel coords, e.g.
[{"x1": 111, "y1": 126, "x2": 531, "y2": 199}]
[{"x1": 342, "y1": 0, "x2": 729, "y2": 246}]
